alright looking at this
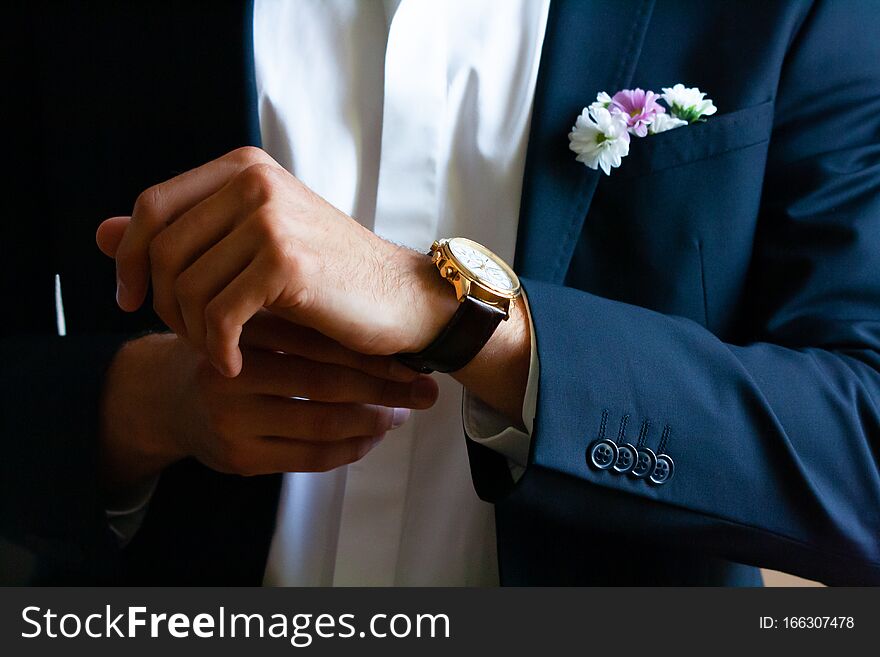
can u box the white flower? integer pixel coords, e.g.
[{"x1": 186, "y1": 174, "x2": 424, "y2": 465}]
[
  {"x1": 568, "y1": 106, "x2": 631, "y2": 175},
  {"x1": 648, "y1": 112, "x2": 688, "y2": 134},
  {"x1": 589, "y1": 91, "x2": 613, "y2": 112},
  {"x1": 660, "y1": 83, "x2": 717, "y2": 122}
]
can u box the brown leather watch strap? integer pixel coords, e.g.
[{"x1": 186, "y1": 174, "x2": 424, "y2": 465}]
[{"x1": 396, "y1": 296, "x2": 506, "y2": 374}]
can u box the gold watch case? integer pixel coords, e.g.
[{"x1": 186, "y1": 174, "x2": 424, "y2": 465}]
[{"x1": 430, "y1": 237, "x2": 522, "y2": 319}]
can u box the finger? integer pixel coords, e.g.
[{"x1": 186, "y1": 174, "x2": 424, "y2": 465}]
[
  {"x1": 224, "y1": 434, "x2": 383, "y2": 476},
  {"x1": 239, "y1": 349, "x2": 439, "y2": 409},
  {"x1": 204, "y1": 251, "x2": 288, "y2": 377},
  {"x1": 241, "y1": 397, "x2": 410, "y2": 442},
  {"x1": 96, "y1": 216, "x2": 131, "y2": 258},
  {"x1": 114, "y1": 146, "x2": 277, "y2": 311},
  {"x1": 167, "y1": 224, "x2": 258, "y2": 344},
  {"x1": 241, "y1": 311, "x2": 421, "y2": 383},
  {"x1": 150, "y1": 171, "x2": 264, "y2": 335}
]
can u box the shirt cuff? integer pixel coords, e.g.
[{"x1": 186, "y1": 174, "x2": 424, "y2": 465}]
[
  {"x1": 462, "y1": 291, "x2": 539, "y2": 481},
  {"x1": 105, "y1": 477, "x2": 158, "y2": 548}
]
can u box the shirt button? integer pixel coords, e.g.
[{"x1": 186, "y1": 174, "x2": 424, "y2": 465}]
[
  {"x1": 612, "y1": 443, "x2": 638, "y2": 474},
  {"x1": 630, "y1": 447, "x2": 657, "y2": 479},
  {"x1": 649, "y1": 454, "x2": 675, "y2": 485},
  {"x1": 588, "y1": 439, "x2": 619, "y2": 470}
]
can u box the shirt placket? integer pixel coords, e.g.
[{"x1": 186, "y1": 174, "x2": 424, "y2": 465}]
[{"x1": 331, "y1": 0, "x2": 447, "y2": 585}]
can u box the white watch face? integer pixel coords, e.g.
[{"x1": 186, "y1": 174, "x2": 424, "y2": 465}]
[{"x1": 447, "y1": 238, "x2": 518, "y2": 294}]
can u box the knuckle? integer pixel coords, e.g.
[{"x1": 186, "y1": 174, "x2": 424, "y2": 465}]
[
  {"x1": 262, "y1": 238, "x2": 292, "y2": 271},
  {"x1": 249, "y1": 205, "x2": 284, "y2": 244},
  {"x1": 133, "y1": 185, "x2": 165, "y2": 224},
  {"x1": 248, "y1": 209, "x2": 305, "y2": 282},
  {"x1": 237, "y1": 163, "x2": 278, "y2": 206},
  {"x1": 259, "y1": 231, "x2": 301, "y2": 283},
  {"x1": 230, "y1": 145, "x2": 272, "y2": 168}
]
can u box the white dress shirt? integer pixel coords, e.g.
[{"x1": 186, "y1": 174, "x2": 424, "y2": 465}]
[{"x1": 254, "y1": 0, "x2": 549, "y2": 586}]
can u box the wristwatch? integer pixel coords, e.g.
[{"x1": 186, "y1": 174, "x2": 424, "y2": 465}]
[{"x1": 396, "y1": 237, "x2": 521, "y2": 374}]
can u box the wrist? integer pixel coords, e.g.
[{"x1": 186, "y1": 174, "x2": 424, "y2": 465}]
[
  {"x1": 99, "y1": 333, "x2": 184, "y2": 506},
  {"x1": 396, "y1": 246, "x2": 460, "y2": 353},
  {"x1": 392, "y1": 241, "x2": 531, "y2": 422},
  {"x1": 452, "y1": 292, "x2": 531, "y2": 423}
]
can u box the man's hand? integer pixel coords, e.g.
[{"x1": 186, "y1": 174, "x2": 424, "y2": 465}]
[
  {"x1": 99, "y1": 312, "x2": 439, "y2": 504},
  {"x1": 98, "y1": 147, "x2": 458, "y2": 378},
  {"x1": 98, "y1": 146, "x2": 531, "y2": 423}
]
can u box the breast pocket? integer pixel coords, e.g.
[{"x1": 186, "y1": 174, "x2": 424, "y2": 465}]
[
  {"x1": 613, "y1": 100, "x2": 775, "y2": 180},
  {"x1": 576, "y1": 100, "x2": 778, "y2": 332}
]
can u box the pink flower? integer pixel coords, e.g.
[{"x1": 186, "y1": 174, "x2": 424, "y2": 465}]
[{"x1": 609, "y1": 88, "x2": 665, "y2": 137}]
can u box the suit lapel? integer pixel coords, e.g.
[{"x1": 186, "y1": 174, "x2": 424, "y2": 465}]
[{"x1": 515, "y1": 0, "x2": 656, "y2": 282}]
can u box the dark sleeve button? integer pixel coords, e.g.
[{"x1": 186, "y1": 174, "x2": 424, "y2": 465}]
[
  {"x1": 630, "y1": 447, "x2": 657, "y2": 479},
  {"x1": 649, "y1": 454, "x2": 675, "y2": 485},
  {"x1": 612, "y1": 443, "x2": 637, "y2": 474},
  {"x1": 588, "y1": 439, "x2": 619, "y2": 470}
]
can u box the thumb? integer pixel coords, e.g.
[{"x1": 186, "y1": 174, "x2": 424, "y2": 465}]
[{"x1": 96, "y1": 216, "x2": 131, "y2": 258}]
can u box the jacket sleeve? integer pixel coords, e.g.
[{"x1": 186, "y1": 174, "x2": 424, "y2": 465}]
[
  {"x1": 473, "y1": 0, "x2": 880, "y2": 585},
  {"x1": 0, "y1": 333, "x2": 129, "y2": 583}
]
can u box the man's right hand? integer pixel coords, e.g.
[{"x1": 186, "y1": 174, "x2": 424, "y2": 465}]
[{"x1": 99, "y1": 311, "x2": 439, "y2": 506}]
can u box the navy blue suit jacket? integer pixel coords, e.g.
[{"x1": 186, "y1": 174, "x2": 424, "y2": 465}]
[{"x1": 2, "y1": 0, "x2": 879, "y2": 585}]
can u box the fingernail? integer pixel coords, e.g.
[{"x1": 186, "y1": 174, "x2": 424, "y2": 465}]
[
  {"x1": 411, "y1": 377, "x2": 437, "y2": 406},
  {"x1": 115, "y1": 278, "x2": 128, "y2": 308},
  {"x1": 391, "y1": 407, "x2": 411, "y2": 429}
]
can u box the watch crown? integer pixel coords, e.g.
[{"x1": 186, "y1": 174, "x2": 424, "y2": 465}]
[{"x1": 431, "y1": 240, "x2": 441, "y2": 252}]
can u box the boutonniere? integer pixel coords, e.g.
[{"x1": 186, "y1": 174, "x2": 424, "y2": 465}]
[{"x1": 568, "y1": 84, "x2": 717, "y2": 175}]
